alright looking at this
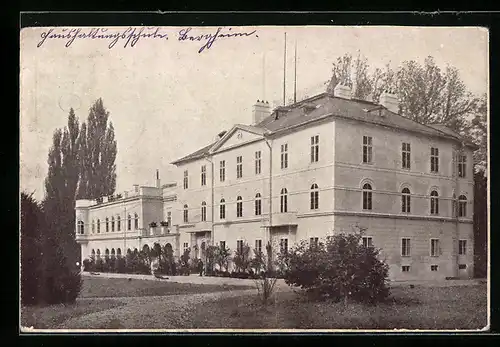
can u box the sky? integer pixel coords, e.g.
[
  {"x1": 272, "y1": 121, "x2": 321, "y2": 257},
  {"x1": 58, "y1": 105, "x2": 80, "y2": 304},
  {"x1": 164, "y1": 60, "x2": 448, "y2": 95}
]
[{"x1": 20, "y1": 26, "x2": 488, "y2": 202}]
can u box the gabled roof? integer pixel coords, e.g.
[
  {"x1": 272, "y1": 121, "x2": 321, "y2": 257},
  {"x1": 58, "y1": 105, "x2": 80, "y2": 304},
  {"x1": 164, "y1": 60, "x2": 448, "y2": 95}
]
[{"x1": 172, "y1": 92, "x2": 478, "y2": 165}]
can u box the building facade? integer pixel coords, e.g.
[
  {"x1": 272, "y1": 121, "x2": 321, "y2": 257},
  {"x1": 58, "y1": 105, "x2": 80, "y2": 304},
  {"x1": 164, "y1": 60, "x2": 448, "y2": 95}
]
[{"x1": 76, "y1": 84, "x2": 476, "y2": 281}]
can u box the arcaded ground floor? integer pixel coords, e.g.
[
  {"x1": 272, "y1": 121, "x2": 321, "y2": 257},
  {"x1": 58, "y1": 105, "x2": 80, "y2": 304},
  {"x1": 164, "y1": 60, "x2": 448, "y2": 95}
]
[{"x1": 79, "y1": 215, "x2": 474, "y2": 281}]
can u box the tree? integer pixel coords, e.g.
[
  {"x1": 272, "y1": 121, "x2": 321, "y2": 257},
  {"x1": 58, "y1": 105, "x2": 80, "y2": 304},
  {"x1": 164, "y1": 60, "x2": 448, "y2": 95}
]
[
  {"x1": 21, "y1": 192, "x2": 44, "y2": 305},
  {"x1": 215, "y1": 244, "x2": 231, "y2": 272},
  {"x1": 43, "y1": 109, "x2": 80, "y2": 267},
  {"x1": 77, "y1": 98, "x2": 117, "y2": 200},
  {"x1": 205, "y1": 245, "x2": 218, "y2": 274},
  {"x1": 326, "y1": 52, "x2": 372, "y2": 100},
  {"x1": 284, "y1": 230, "x2": 390, "y2": 305},
  {"x1": 233, "y1": 242, "x2": 251, "y2": 273}
]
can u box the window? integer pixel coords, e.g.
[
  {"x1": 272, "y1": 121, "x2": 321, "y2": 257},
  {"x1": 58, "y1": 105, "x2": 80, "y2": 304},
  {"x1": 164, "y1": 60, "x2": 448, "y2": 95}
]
[
  {"x1": 92, "y1": 220, "x2": 95, "y2": 233},
  {"x1": 402, "y1": 265, "x2": 410, "y2": 272},
  {"x1": 311, "y1": 135, "x2": 319, "y2": 163},
  {"x1": 431, "y1": 265, "x2": 438, "y2": 272},
  {"x1": 401, "y1": 188, "x2": 411, "y2": 213},
  {"x1": 430, "y1": 239, "x2": 440, "y2": 257},
  {"x1": 255, "y1": 151, "x2": 261, "y2": 175},
  {"x1": 183, "y1": 204, "x2": 189, "y2": 223},
  {"x1": 459, "y1": 264, "x2": 467, "y2": 270},
  {"x1": 96, "y1": 249, "x2": 101, "y2": 258},
  {"x1": 127, "y1": 214, "x2": 131, "y2": 230},
  {"x1": 363, "y1": 136, "x2": 373, "y2": 163},
  {"x1": 255, "y1": 193, "x2": 262, "y2": 216},
  {"x1": 237, "y1": 240, "x2": 244, "y2": 254},
  {"x1": 452, "y1": 193, "x2": 457, "y2": 217},
  {"x1": 431, "y1": 147, "x2": 439, "y2": 173},
  {"x1": 430, "y1": 191, "x2": 439, "y2": 215},
  {"x1": 97, "y1": 219, "x2": 101, "y2": 233},
  {"x1": 362, "y1": 183, "x2": 373, "y2": 210},
  {"x1": 255, "y1": 239, "x2": 262, "y2": 254},
  {"x1": 183, "y1": 242, "x2": 189, "y2": 253},
  {"x1": 280, "y1": 238, "x2": 288, "y2": 255},
  {"x1": 117, "y1": 248, "x2": 122, "y2": 257},
  {"x1": 220, "y1": 160, "x2": 226, "y2": 182},
  {"x1": 167, "y1": 212, "x2": 171, "y2": 227},
  {"x1": 77, "y1": 221, "x2": 84, "y2": 235},
  {"x1": 117, "y1": 216, "x2": 121, "y2": 231},
  {"x1": 459, "y1": 240, "x2": 467, "y2": 255},
  {"x1": 458, "y1": 154, "x2": 467, "y2": 178},
  {"x1": 310, "y1": 237, "x2": 319, "y2": 249},
  {"x1": 183, "y1": 170, "x2": 189, "y2": 189},
  {"x1": 236, "y1": 156, "x2": 243, "y2": 178},
  {"x1": 201, "y1": 165, "x2": 207, "y2": 186},
  {"x1": 402, "y1": 142, "x2": 411, "y2": 169},
  {"x1": 219, "y1": 199, "x2": 226, "y2": 219},
  {"x1": 111, "y1": 217, "x2": 115, "y2": 232},
  {"x1": 134, "y1": 213, "x2": 139, "y2": 229},
  {"x1": 201, "y1": 201, "x2": 207, "y2": 222},
  {"x1": 281, "y1": 143, "x2": 288, "y2": 169},
  {"x1": 310, "y1": 184, "x2": 319, "y2": 210},
  {"x1": 236, "y1": 196, "x2": 243, "y2": 217},
  {"x1": 106, "y1": 218, "x2": 109, "y2": 232},
  {"x1": 401, "y1": 238, "x2": 411, "y2": 257},
  {"x1": 458, "y1": 195, "x2": 467, "y2": 217},
  {"x1": 280, "y1": 188, "x2": 288, "y2": 213},
  {"x1": 362, "y1": 236, "x2": 373, "y2": 248},
  {"x1": 220, "y1": 241, "x2": 226, "y2": 250}
]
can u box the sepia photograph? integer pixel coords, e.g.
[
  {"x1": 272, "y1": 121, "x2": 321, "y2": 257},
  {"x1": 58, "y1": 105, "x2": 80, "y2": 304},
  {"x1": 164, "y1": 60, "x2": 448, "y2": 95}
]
[{"x1": 20, "y1": 24, "x2": 489, "y2": 332}]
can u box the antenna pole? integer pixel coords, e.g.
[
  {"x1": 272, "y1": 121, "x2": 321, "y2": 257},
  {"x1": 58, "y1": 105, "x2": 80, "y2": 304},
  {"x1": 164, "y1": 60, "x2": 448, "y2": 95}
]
[
  {"x1": 294, "y1": 38, "x2": 297, "y2": 104},
  {"x1": 262, "y1": 52, "x2": 266, "y2": 100},
  {"x1": 283, "y1": 32, "x2": 287, "y2": 106}
]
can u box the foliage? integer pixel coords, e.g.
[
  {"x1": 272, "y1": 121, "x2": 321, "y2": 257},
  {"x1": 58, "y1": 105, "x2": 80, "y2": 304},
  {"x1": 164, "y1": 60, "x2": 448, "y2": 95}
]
[
  {"x1": 233, "y1": 242, "x2": 252, "y2": 273},
  {"x1": 205, "y1": 245, "x2": 218, "y2": 274},
  {"x1": 474, "y1": 172, "x2": 487, "y2": 278},
  {"x1": 284, "y1": 230, "x2": 390, "y2": 305},
  {"x1": 215, "y1": 244, "x2": 231, "y2": 272},
  {"x1": 21, "y1": 191, "x2": 82, "y2": 306},
  {"x1": 250, "y1": 249, "x2": 266, "y2": 274}
]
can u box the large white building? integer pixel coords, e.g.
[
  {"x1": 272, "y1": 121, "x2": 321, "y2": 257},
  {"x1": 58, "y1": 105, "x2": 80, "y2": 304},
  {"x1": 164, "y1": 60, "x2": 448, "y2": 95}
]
[{"x1": 76, "y1": 84, "x2": 477, "y2": 280}]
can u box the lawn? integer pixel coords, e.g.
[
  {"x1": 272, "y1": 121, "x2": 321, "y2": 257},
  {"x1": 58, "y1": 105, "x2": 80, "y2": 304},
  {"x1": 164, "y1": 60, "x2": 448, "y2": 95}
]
[
  {"x1": 21, "y1": 276, "x2": 254, "y2": 329},
  {"x1": 79, "y1": 276, "x2": 254, "y2": 298},
  {"x1": 186, "y1": 283, "x2": 488, "y2": 330}
]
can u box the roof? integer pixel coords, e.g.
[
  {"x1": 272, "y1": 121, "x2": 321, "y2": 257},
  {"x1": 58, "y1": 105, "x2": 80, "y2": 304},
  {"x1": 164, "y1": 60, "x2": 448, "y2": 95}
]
[{"x1": 172, "y1": 93, "x2": 477, "y2": 165}]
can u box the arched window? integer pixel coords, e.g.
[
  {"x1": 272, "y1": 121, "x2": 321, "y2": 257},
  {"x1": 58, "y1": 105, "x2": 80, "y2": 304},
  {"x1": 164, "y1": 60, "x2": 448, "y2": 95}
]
[
  {"x1": 430, "y1": 191, "x2": 439, "y2": 215},
  {"x1": 362, "y1": 183, "x2": 372, "y2": 210},
  {"x1": 105, "y1": 248, "x2": 110, "y2": 258},
  {"x1": 201, "y1": 201, "x2": 207, "y2": 222},
  {"x1": 236, "y1": 196, "x2": 243, "y2": 217},
  {"x1": 92, "y1": 220, "x2": 95, "y2": 233},
  {"x1": 127, "y1": 214, "x2": 132, "y2": 230},
  {"x1": 134, "y1": 213, "x2": 139, "y2": 229},
  {"x1": 183, "y1": 204, "x2": 189, "y2": 223},
  {"x1": 111, "y1": 248, "x2": 116, "y2": 257},
  {"x1": 220, "y1": 199, "x2": 226, "y2": 219},
  {"x1": 117, "y1": 216, "x2": 121, "y2": 231},
  {"x1": 96, "y1": 249, "x2": 101, "y2": 258},
  {"x1": 458, "y1": 195, "x2": 467, "y2": 217},
  {"x1": 91, "y1": 249, "x2": 95, "y2": 259},
  {"x1": 111, "y1": 216, "x2": 115, "y2": 232},
  {"x1": 117, "y1": 248, "x2": 122, "y2": 257},
  {"x1": 280, "y1": 188, "x2": 288, "y2": 213},
  {"x1": 310, "y1": 184, "x2": 319, "y2": 210},
  {"x1": 97, "y1": 219, "x2": 101, "y2": 233},
  {"x1": 77, "y1": 220, "x2": 84, "y2": 235},
  {"x1": 105, "y1": 218, "x2": 109, "y2": 232},
  {"x1": 401, "y1": 188, "x2": 411, "y2": 213},
  {"x1": 255, "y1": 193, "x2": 262, "y2": 216}
]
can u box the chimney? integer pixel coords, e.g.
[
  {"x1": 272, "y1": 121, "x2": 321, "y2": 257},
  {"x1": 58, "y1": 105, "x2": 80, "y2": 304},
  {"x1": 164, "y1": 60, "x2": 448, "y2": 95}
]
[
  {"x1": 252, "y1": 100, "x2": 271, "y2": 125},
  {"x1": 333, "y1": 83, "x2": 352, "y2": 100},
  {"x1": 156, "y1": 169, "x2": 161, "y2": 189},
  {"x1": 133, "y1": 184, "x2": 139, "y2": 193},
  {"x1": 379, "y1": 89, "x2": 399, "y2": 114}
]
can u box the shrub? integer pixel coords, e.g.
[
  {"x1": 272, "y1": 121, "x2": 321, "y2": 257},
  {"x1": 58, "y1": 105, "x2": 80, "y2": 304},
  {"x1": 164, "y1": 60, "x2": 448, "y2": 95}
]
[
  {"x1": 116, "y1": 256, "x2": 126, "y2": 273},
  {"x1": 233, "y1": 243, "x2": 252, "y2": 273},
  {"x1": 95, "y1": 258, "x2": 104, "y2": 272},
  {"x1": 215, "y1": 245, "x2": 231, "y2": 272},
  {"x1": 82, "y1": 258, "x2": 94, "y2": 272},
  {"x1": 284, "y1": 230, "x2": 390, "y2": 305}
]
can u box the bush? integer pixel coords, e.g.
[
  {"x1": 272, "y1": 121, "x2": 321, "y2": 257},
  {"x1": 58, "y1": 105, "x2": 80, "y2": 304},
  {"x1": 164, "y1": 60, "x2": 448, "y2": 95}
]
[
  {"x1": 116, "y1": 256, "x2": 126, "y2": 273},
  {"x1": 284, "y1": 230, "x2": 390, "y2": 305}
]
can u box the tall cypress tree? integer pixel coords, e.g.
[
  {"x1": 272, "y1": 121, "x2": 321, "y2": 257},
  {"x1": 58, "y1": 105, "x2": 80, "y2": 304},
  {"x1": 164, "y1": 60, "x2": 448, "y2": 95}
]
[{"x1": 77, "y1": 98, "x2": 117, "y2": 199}]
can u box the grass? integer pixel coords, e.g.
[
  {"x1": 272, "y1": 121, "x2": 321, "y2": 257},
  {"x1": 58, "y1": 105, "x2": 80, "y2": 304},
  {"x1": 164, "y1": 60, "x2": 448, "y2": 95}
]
[
  {"x1": 186, "y1": 283, "x2": 488, "y2": 330},
  {"x1": 21, "y1": 299, "x2": 126, "y2": 329},
  {"x1": 21, "y1": 276, "x2": 254, "y2": 329},
  {"x1": 79, "y1": 277, "x2": 254, "y2": 298}
]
